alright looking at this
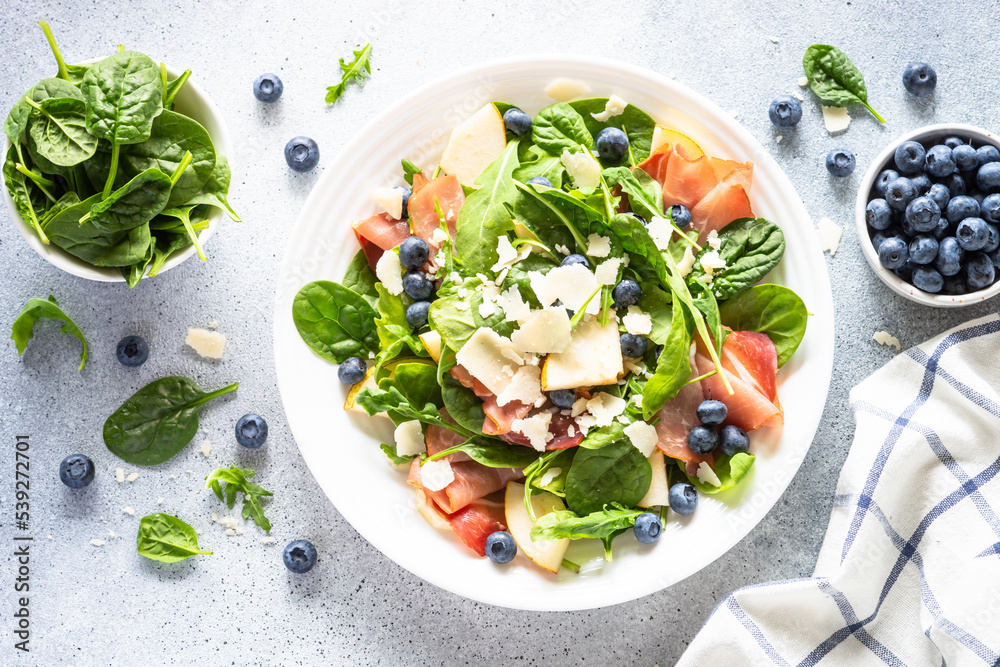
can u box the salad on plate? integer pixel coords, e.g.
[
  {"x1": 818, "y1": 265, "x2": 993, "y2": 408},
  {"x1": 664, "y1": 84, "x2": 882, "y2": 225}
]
[{"x1": 292, "y1": 92, "x2": 808, "y2": 573}]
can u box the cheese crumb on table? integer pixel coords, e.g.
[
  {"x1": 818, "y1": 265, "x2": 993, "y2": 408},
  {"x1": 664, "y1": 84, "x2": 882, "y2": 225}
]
[
  {"x1": 185, "y1": 328, "x2": 226, "y2": 359},
  {"x1": 768, "y1": 35, "x2": 779, "y2": 43},
  {"x1": 375, "y1": 250, "x2": 404, "y2": 296},
  {"x1": 261, "y1": 536, "x2": 276, "y2": 545},
  {"x1": 157, "y1": 498, "x2": 164, "y2": 505},
  {"x1": 792, "y1": 91, "x2": 804, "y2": 102},
  {"x1": 90, "y1": 539, "x2": 105, "y2": 547},
  {"x1": 817, "y1": 217, "x2": 843, "y2": 255},
  {"x1": 200, "y1": 439, "x2": 212, "y2": 458},
  {"x1": 873, "y1": 331, "x2": 902, "y2": 351},
  {"x1": 123, "y1": 506, "x2": 135, "y2": 516},
  {"x1": 126, "y1": 472, "x2": 139, "y2": 483},
  {"x1": 821, "y1": 106, "x2": 851, "y2": 134},
  {"x1": 115, "y1": 468, "x2": 125, "y2": 483},
  {"x1": 775, "y1": 135, "x2": 783, "y2": 144},
  {"x1": 798, "y1": 76, "x2": 809, "y2": 87},
  {"x1": 108, "y1": 530, "x2": 116, "y2": 539}
]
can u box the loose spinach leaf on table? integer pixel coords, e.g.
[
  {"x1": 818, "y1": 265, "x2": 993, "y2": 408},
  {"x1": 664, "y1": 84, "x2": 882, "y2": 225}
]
[
  {"x1": 205, "y1": 467, "x2": 274, "y2": 532},
  {"x1": 292, "y1": 280, "x2": 379, "y2": 364},
  {"x1": 530, "y1": 502, "x2": 643, "y2": 541},
  {"x1": 104, "y1": 376, "x2": 238, "y2": 466},
  {"x1": 455, "y1": 139, "x2": 521, "y2": 274},
  {"x1": 569, "y1": 98, "x2": 656, "y2": 164},
  {"x1": 719, "y1": 284, "x2": 808, "y2": 367},
  {"x1": 10, "y1": 295, "x2": 88, "y2": 370},
  {"x1": 686, "y1": 453, "x2": 756, "y2": 494},
  {"x1": 564, "y1": 438, "x2": 651, "y2": 516},
  {"x1": 184, "y1": 154, "x2": 240, "y2": 221},
  {"x1": 802, "y1": 44, "x2": 885, "y2": 123},
  {"x1": 26, "y1": 96, "x2": 97, "y2": 167},
  {"x1": 325, "y1": 43, "x2": 372, "y2": 104},
  {"x1": 641, "y1": 302, "x2": 692, "y2": 419},
  {"x1": 137, "y1": 513, "x2": 212, "y2": 562},
  {"x1": 688, "y1": 218, "x2": 785, "y2": 299},
  {"x1": 531, "y1": 103, "x2": 593, "y2": 156}
]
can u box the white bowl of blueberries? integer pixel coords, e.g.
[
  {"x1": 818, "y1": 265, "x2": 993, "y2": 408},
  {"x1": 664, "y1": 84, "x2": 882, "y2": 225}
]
[{"x1": 857, "y1": 123, "x2": 1000, "y2": 306}]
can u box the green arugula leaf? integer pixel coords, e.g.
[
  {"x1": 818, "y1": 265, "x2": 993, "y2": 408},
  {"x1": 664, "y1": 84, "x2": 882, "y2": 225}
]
[
  {"x1": 11, "y1": 295, "x2": 88, "y2": 370},
  {"x1": 455, "y1": 139, "x2": 521, "y2": 274},
  {"x1": 325, "y1": 44, "x2": 372, "y2": 104},
  {"x1": 380, "y1": 442, "x2": 416, "y2": 466},
  {"x1": 205, "y1": 467, "x2": 274, "y2": 532},
  {"x1": 137, "y1": 513, "x2": 212, "y2": 562},
  {"x1": 686, "y1": 453, "x2": 756, "y2": 494},
  {"x1": 802, "y1": 44, "x2": 885, "y2": 123},
  {"x1": 530, "y1": 503, "x2": 643, "y2": 542},
  {"x1": 719, "y1": 284, "x2": 808, "y2": 367},
  {"x1": 401, "y1": 158, "x2": 421, "y2": 186}
]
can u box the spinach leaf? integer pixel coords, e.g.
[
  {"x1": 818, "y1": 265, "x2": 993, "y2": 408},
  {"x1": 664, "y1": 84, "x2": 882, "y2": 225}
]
[
  {"x1": 531, "y1": 103, "x2": 593, "y2": 156},
  {"x1": 500, "y1": 253, "x2": 556, "y2": 308},
  {"x1": 291, "y1": 280, "x2": 379, "y2": 364},
  {"x1": 26, "y1": 97, "x2": 97, "y2": 167},
  {"x1": 44, "y1": 195, "x2": 133, "y2": 265},
  {"x1": 564, "y1": 438, "x2": 651, "y2": 515},
  {"x1": 121, "y1": 238, "x2": 155, "y2": 287},
  {"x1": 605, "y1": 212, "x2": 668, "y2": 285},
  {"x1": 689, "y1": 218, "x2": 785, "y2": 298},
  {"x1": 158, "y1": 205, "x2": 206, "y2": 260},
  {"x1": 137, "y1": 513, "x2": 212, "y2": 562},
  {"x1": 84, "y1": 168, "x2": 172, "y2": 234},
  {"x1": 11, "y1": 295, "x2": 88, "y2": 370},
  {"x1": 455, "y1": 139, "x2": 520, "y2": 274},
  {"x1": 577, "y1": 422, "x2": 626, "y2": 450},
  {"x1": 342, "y1": 249, "x2": 379, "y2": 304},
  {"x1": 641, "y1": 302, "x2": 692, "y2": 419},
  {"x1": 374, "y1": 283, "x2": 427, "y2": 364},
  {"x1": 569, "y1": 98, "x2": 656, "y2": 163},
  {"x1": 4, "y1": 77, "x2": 83, "y2": 148},
  {"x1": 512, "y1": 145, "x2": 565, "y2": 189},
  {"x1": 104, "y1": 377, "x2": 238, "y2": 466},
  {"x1": 205, "y1": 467, "x2": 273, "y2": 531},
  {"x1": 802, "y1": 44, "x2": 885, "y2": 123},
  {"x1": 526, "y1": 447, "x2": 574, "y2": 497},
  {"x1": 530, "y1": 502, "x2": 643, "y2": 541},
  {"x1": 511, "y1": 180, "x2": 590, "y2": 250},
  {"x1": 147, "y1": 230, "x2": 191, "y2": 277},
  {"x1": 163, "y1": 69, "x2": 192, "y2": 108},
  {"x1": 602, "y1": 166, "x2": 663, "y2": 220},
  {"x1": 638, "y1": 284, "x2": 672, "y2": 345},
  {"x1": 3, "y1": 146, "x2": 47, "y2": 243},
  {"x1": 719, "y1": 284, "x2": 808, "y2": 367},
  {"x1": 687, "y1": 453, "x2": 756, "y2": 494},
  {"x1": 439, "y1": 351, "x2": 486, "y2": 434},
  {"x1": 81, "y1": 50, "x2": 163, "y2": 145},
  {"x1": 377, "y1": 360, "x2": 442, "y2": 410},
  {"x1": 184, "y1": 154, "x2": 240, "y2": 221},
  {"x1": 92, "y1": 223, "x2": 152, "y2": 267},
  {"x1": 427, "y1": 439, "x2": 539, "y2": 469},
  {"x1": 689, "y1": 280, "x2": 727, "y2": 356},
  {"x1": 428, "y1": 288, "x2": 477, "y2": 352},
  {"x1": 325, "y1": 43, "x2": 372, "y2": 104}
]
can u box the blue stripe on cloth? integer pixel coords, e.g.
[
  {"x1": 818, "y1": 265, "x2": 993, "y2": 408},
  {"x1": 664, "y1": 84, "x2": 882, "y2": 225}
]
[
  {"x1": 812, "y1": 580, "x2": 907, "y2": 667},
  {"x1": 725, "y1": 595, "x2": 791, "y2": 666}
]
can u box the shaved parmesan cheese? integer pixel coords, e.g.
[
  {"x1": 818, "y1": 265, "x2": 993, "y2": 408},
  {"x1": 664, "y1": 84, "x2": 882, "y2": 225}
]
[
  {"x1": 768, "y1": 35, "x2": 779, "y2": 43},
  {"x1": 676, "y1": 245, "x2": 697, "y2": 278},
  {"x1": 491, "y1": 235, "x2": 519, "y2": 272},
  {"x1": 127, "y1": 472, "x2": 139, "y2": 483},
  {"x1": 186, "y1": 328, "x2": 226, "y2": 359},
  {"x1": 478, "y1": 296, "x2": 496, "y2": 318},
  {"x1": 587, "y1": 392, "x2": 628, "y2": 427},
  {"x1": 622, "y1": 306, "x2": 652, "y2": 336},
  {"x1": 545, "y1": 77, "x2": 591, "y2": 101},
  {"x1": 699, "y1": 249, "x2": 727, "y2": 276},
  {"x1": 420, "y1": 460, "x2": 455, "y2": 492},
  {"x1": 496, "y1": 364, "x2": 543, "y2": 407},
  {"x1": 697, "y1": 461, "x2": 722, "y2": 487},
  {"x1": 792, "y1": 91, "x2": 804, "y2": 102},
  {"x1": 539, "y1": 467, "x2": 563, "y2": 487},
  {"x1": 594, "y1": 257, "x2": 623, "y2": 285},
  {"x1": 123, "y1": 506, "x2": 135, "y2": 516},
  {"x1": 571, "y1": 397, "x2": 589, "y2": 417},
  {"x1": 775, "y1": 135, "x2": 784, "y2": 144},
  {"x1": 115, "y1": 468, "x2": 125, "y2": 483},
  {"x1": 455, "y1": 328, "x2": 522, "y2": 396},
  {"x1": 529, "y1": 264, "x2": 601, "y2": 315},
  {"x1": 646, "y1": 216, "x2": 674, "y2": 251},
  {"x1": 818, "y1": 217, "x2": 843, "y2": 255},
  {"x1": 822, "y1": 106, "x2": 851, "y2": 134},
  {"x1": 542, "y1": 316, "x2": 624, "y2": 390},
  {"x1": 511, "y1": 307, "x2": 573, "y2": 354},
  {"x1": 373, "y1": 186, "x2": 404, "y2": 219},
  {"x1": 561, "y1": 149, "x2": 601, "y2": 191},
  {"x1": 590, "y1": 94, "x2": 629, "y2": 122},
  {"x1": 497, "y1": 286, "x2": 531, "y2": 323},
  {"x1": 375, "y1": 250, "x2": 404, "y2": 296},
  {"x1": 90, "y1": 539, "x2": 105, "y2": 547},
  {"x1": 623, "y1": 421, "x2": 658, "y2": 457},
  {"x1": 555, "y1": 244, "x2": 571, "y2": 256},
  {"x1": 394, "y1": 421, "x2": 426, "y2": 457},
  {"x1": 430, "y1": 228, "x2": 450, "y2": 246},
  {"x1": 873, "y1": 331, "x2": 901, "y2": 351},
  {"x1": 586, "y1": 233, "x2": 611, "y2": 258},
  {"x1": 200, "y1": 440, "x2": 212, "y2": 458},
  {"x1": 706, "y1": 229, "x2": 722, "y2": 251},
  {"x1": 512, "y1": 412, "x2": 553, "y2": 451},
  {"x1": 575, "y1": 413, "x2": 597, "y2": 435}
]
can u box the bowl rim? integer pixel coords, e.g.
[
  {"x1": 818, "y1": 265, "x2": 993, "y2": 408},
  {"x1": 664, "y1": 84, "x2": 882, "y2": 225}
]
[
  {"x1": 1, "y1": 57, "x2": 231, "y2": 283},
  {"x1": 855, "y1": 122, "x2": 1000, "y2": 307}
]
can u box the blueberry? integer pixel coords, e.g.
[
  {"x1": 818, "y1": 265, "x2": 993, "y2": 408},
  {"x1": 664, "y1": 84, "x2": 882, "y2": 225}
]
[
  {"x1": 908, "y1": 235, "x2": 939, "y2": 264},
  {"x1": 943, "y1": 274, "x2": 968, "y2": 294},
  {"x1": 893, "y1": 262, "x2": 916, "y2": 283},
  {"x1": 991, "y1": 248, "x2": 1000, "y2": 271},
  {"x1": 870, "y1": 229, "x2": 892, "y2": 252},
  {"x1": 910, "y1": 173, "x2": 932, "y2": 195},
  {"x1": 935, "y1": 237, "x2": 965, "y2": 276},
  {"x1": 943, "y1": 137, "x2": 965, "y2": 149},
  {"x1": 696, "y1": 399, "x2": 727, "y2": 426},
  {"x1": 338, "y1": 356, "x2": 367, "y2": 385},
  {"x1": 235, "y1": 413, "x2": 268, "y2": 449},
  {"x1": 398, "y1": 186, "x2": 411, "y2": 220},
  {"x1": 978, "y1": 145, "x2": 1000, "y2": 167},
  {"x1": 402, "y1": 271, "x2": 434, "y2": 301},
  {"x1": 485, "y1": 531, "x2": 517, "y2": 563},
  {"x1": 824, "y1": 148, "x2": 855, "y2": 177},
  {"x1": 902, "y1": 62, "x2": 937, "y2": 97},
  {"x1": 612, "y1": 279, "x2": 642, "y2": 309},
  {"x1": 866, "y1": 199, "x2": 893, "y2": 230},
  {"x1": 596, "y1": 127, "x2": 629, "y2": 162},
  {"x1": 878, "y1": 236, "x2": 909, "y2": 269},
  {"x1": 625, "y1": 211, "x2": 647, "y2": 225},
  {"x1": 633, "y1": 512, "x2": 662, "y2": 544},
  {"x1": 687, "y1": 425, "x2": 718, "y2": 455},
  {"x1": 957, "y1": 217, "x2": 991, "y2": 251},
  {"x1": 899, "y1": 214, "x2": 917, "y2": 239},
  {"x1": 668, "y1": 482, "x2": 698, "y2": 515},
  {"x1": 885, "y1": 177, "x2": 918, "y2": 212},
  {"x1": 284, "y1": 136, "x2": 319, "y2": 172},
  {"x1": 927, "y1": 183, "x2": 951, "y2": 211},
  {"x1": 548, "y1": 389, "x2": 576, "y2": 410},
  {"x1": 967, "y1": 252, "x2": 996, "y2": 290},
  {"x1": 116, "y1": 335, "x2": 149, "y2": 367},
  {"x1": 768, "y1": 95, "x2": 802, "y2": 129},
  {"x1": 933, "y1": 217, "x2": 950, "y2": 240},
  {"x1": 945, "y1": 195, "x2": 980, "y2": 223},
  {"x1": 526, "y1": 176, "x2": 552, "y2": 188},
  {"x1": 953, "y1": 144, "x2": 979, "y2": 172},
  {"x1": 875, "y1": 169, "x2": 899, "y2": 197},
  {"x1": 669, "y1": 204, "x2": 692, "y2": 228},
  {"x1": 978, "y1": 162, "x2": 1000, "y2": 192},
  {"x1": 59, "y1": 454, "x2": 95, "y2": 488},
  {"x1": 283, "y1": 540, "x2": 317, "y2": 573},
  {"x1": 904, "y1": 196, "x2": 941, "y2": 233},
  {"x1": 253, "y1": 73, "x2": 283, "y2": 103},
  {"x1": 561, "y1": 253, "x2": 590, "y2": 269},
  {"x1": 502, "y1": 108, "x2": 532, "y2": 136},
  {"x1": 620, "y1": 333, "x2": 647, "y2": 358},
  {"x1": 925, "y1": 145, "x2": 956, "y2": 178},
  {"x1": 894, "y1": 141, "x2": 926, "y2": 174},
  {"x1": 912, "y1": 266, "x2": 944, "y2": 293},
  {"x1": 940, "y1": 172, "x2": 967, "y2": 197},
  {"x1": 398, "y1": 236, "x2": 429, "y2": 270},
  {"x1": 983, "y1": 194, "x2": 1000, "y2": 223},
  {"x1": 986, "y1": 224, "x2": 1000, "y2": 253},
  {"x1": 719, "y1": 425, "x2": 750, "y2": 456},
  {"x1": 405, "y1": 301, "x2": 430, "y2": 329},
  {"x1": 653, "y1": 345, "x2": 663, "y2": 363}
]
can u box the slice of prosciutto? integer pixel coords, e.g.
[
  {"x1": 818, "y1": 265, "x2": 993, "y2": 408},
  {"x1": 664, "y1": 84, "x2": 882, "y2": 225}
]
[
  {"x1": 450, "y1": 364, "x2": 532, "y2": 435},
  {"x1": 654, "y1": 346, "x2": 714, "y2": 467},
  {"x1": 500, "y1": 409, "x2": 585, "y2": 451},
  {"x1": 408, "y1": 174, "x2": 465, "y2": 247},
  {"x1": 696, "y1": 331, "x2": 782, "y2": 431},
  {"x1": 407, "y1": 456, "x2": 522, "y2": 515},
  {"x1": 352, "y1": 213, "x2": 411, "y2": 270},
  {"x1": 445, "y1": 494, "x2": 507, "y2": 557}
]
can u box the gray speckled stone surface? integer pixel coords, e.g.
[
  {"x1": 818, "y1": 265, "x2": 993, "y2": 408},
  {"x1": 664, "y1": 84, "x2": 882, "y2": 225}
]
[{"x1": 1, "y1": 1, "x2": 997, "y2": 664}]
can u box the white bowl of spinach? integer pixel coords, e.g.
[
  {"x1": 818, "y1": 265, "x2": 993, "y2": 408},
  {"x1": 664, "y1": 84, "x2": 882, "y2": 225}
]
[{"x1": 2, "y1": 21, "x2": 239, "y2": 286}]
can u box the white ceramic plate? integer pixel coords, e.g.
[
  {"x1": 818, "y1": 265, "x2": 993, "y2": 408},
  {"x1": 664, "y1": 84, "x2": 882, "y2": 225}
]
[{"x1": 274, "y1": 55, "x2": 834, "y2": 611}]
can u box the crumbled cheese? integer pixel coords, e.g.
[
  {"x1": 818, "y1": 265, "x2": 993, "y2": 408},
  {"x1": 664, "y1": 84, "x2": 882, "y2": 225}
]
[
  {"x1": 500, "y1": 347, "x2": 524, "y2": 366},
  {"x1": 818, "y1": 217, "x2": 843, "y2": 255},
  {"x1": 538, "y1": 467, "x2": 563, "y2": 487},
  {"x1": 511, "y1": 307, "x2": 573, "y2": 354},
  {"x1": 211, "y1": 512, "x2": 219, "y2": 522},
  {"x1": 571, "y1": 397, "x2": 589, "y2": 417},
  {"x1": 616, "y1": 415, "x2": 630, "y2": 424},
  {"x1": 454, "y1": 301, "x2": 469, "y2": 311},
  {"x1": 567, "y1": 425, "x2": 576, "y2": 437},
  {"x1": 90, "y1": 539, "x2": 105, "y2": 547},
  {"x1": 555, "y1": 244, "x2": 571, "y2": 256},
  {"x1": 798, "y1": 76, "x2": 809, "y2": 87},
  {"x1": 575, "y1": 413, "x2": 597, "y2": 435},
  {"x1": 775, "y1": 135, "x2": 783, "y2": 144},
  {"x1": 491, "y1": 235, "x2": 519, "y2": 272},
  {"x1": 430, "y1": 228, "x2": 449, "y2": 246},
  {"x1": 624, "y1": 421, "x2": 658, "y2": 457},
  {"x1": 792, "y1": 91, "x2": 804, "y2": 102},
  {"x1": 375, "y1": 250, "x2": 404, "y2": 296},
  {"x1": 457, "y1": 287, "x2": 469, "y2": 298},
  {"x1": 185, "y1": 328, "x2": 226, "y2": 359},
  {"x1": 646, "y1": 216, "x2": 674, "y2": 251},
  {"x1": 123, "y1": 506, "x2": 135, "y2": 516},
  {"x1": 157, "y1": 498, "x2": 164, "y2": 505},
  {"x1": 768, "y1": 35, "x2": 779, "y2": 43},
  {"x1": 590, "y1": 95, "x2": 628, "y2": 122},
  {"x1": 497, "y1": 365, "x2": 544, "y2": 407},
  {"x1": 873, "y1": 331, "x2": 901, "y2": 351},
  {"x1": 496, "y1": 286, "x2": 531, "y2": 323},
  {"x1": 699, "y1": 249, "x2": 727, "y2": 276},
  {"x1": 478, "y1": 296, "x2": 496, "y2": 318},
  {"x1": 495, "y1": 268, "x2": 509, "y2": 286},
  {"x1": 528, "y1": 264, "x2": 601, "y2": 315},
  {"x1": 822, "y1": 106, "x2": 851, "y2": 134},
  {"x1": 622, "y1": 306, "x2": 652, "y2": 336},
  {"x1": 226, "y1": 528, "x2": 236, "y2": 536},
  {"x1": 545, "y1": 77, "x2": 591, "y2": 101},
  {"x1": 421, "y1": 459, "x2": 455, "y2": 491},
  {"x1": 207, "y1": 320, "x2": 219, "y2": 330},
  {"x1": 261, "y1": 536, "x2": 277, "y2": 544},
  {"x1": 199, "y1": 439, "x2": 212, "y2": 458},
  {"x1": 115, "y1": 468, "x2": 125, "y2": 483},
  {"x1": 677, "y1": 245, "x2": 697, "y2": 277},
  {"x1": 108, "y1": 530, "x2": 117, "y2": 538},
  {"x1": 561, "y1": 149, "x2": 602, "y2": 191},
  {"x1": 697, "y1": 461, "x2": 722, "y2": 487},
  {"x1": 587, "y1": 392, "x2": 628, "y2": 427},
  {"x1": 126, "y1": 472, "x2": 138, "y2": 483},
  {"x1": 511, "y1": 412, "x2": 554, "y2": 451},
  {"x1": 594, "y1": 258, "x2": 623, "y2": 286},
  {"x1": 394, "y1": 420, "x2": 426, "y2": 457},
  {"x1": 706, "y1": 230, "x2": 722, "y2": 251},
  {"x1": 586, "y1": 233, "x2": 612, "y2": 258},
  {"x1": 217, "y1": 515, "x2": 240, "y2": 531},
  {"x1": 455, "y1": 328, "x2": 523, "y2": 396},
  {"x1": 623, "y1": 357, "x2": 650, "y2": 378},
  {"x1": 373, "y1": 186, "x2": 404, "y2": 220}
]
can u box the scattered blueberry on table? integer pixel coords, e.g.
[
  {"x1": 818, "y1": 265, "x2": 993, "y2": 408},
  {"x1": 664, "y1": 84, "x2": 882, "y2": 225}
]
[
  {"x1": 283, "y1": 539, "x2": 318, "y2": 573},
  {"x1": 485, "y1": 531, "x2": 517, "y2": 563},
  {"x1": 768, "y1": 95, "x2": 802, "y2": 129},
  {"x1": 337, "y1": 356, "x2": 367, "y2": 385},
  {"x1": 59, "y1": 454, "x2": 95, "y2": 489},
  {"x1": 284, "y1": 136, "x2": 320, "y2": 172},
  {"x1": 116, "y1": 335, "x2": 149, "y2": 367},
  {"x1": 235, "y1": 414, "x2": 269, "y2": 449},
  {"x1": 633, "y1": 512, "x2": 662, "y2": 544},
  {"x1": 253, "y1": 73, "x2": 283, "y2": 103},
  {"x1": 825, "y1": 148, "x2": 855, "y2": 177},
  {"x1": 668, "y1": 482, "x2": 698, "y2": 515},
  {"x1": 902, "y1": 62, "x2": 937, "y2": 97}
]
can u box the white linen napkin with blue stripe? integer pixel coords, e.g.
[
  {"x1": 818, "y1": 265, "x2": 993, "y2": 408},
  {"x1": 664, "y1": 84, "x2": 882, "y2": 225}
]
[{"x1": 678, "y1": 313, "x2": 1000, "y2": 666}]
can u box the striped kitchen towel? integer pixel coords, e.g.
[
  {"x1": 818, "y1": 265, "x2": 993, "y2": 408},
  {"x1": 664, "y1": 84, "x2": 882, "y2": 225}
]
[{"x1": 678, "y1": 313, "x2": 1000, "y2": 666}]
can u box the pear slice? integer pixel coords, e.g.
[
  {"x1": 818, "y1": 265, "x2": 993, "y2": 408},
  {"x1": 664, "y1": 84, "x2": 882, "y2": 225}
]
[
  {"x1": 638, "y1": 449, "x2": 670, "y2": 508},
  {"x1": 650, "y1": 125, "x2": 705, "y2": 159},
  {"x1": 419, "y1": 330, "x2": 442, "y2": 362},
  {"x1": 415, "y1": 489, "x2": 454, "y2": 531},
  {"x1": 504, "y1": 481, "x2": 570, "y2": 573},
  {"x1": 439, "y1": 103, "x2": 506, "y2": 185}
]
